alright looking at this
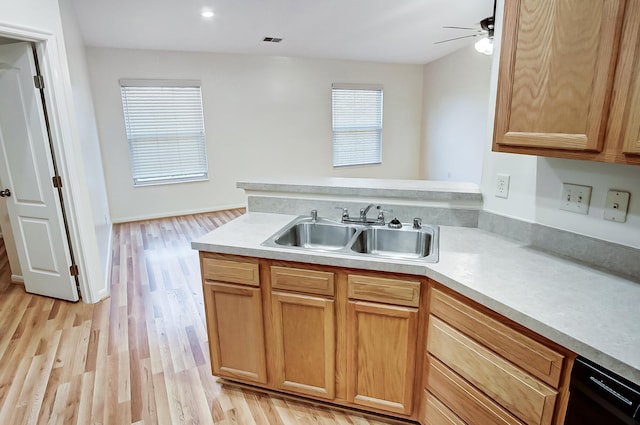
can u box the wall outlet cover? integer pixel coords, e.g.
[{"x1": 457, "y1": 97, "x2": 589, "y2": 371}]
[
  {"x1": 603, "y1": 190, "x2": 630, "y2": 223},
  {"x1": 496, "y1": 174, "x2": 510, "y2": 199},
  {"x1": 560, "y1": 183, "x2": 592, "y2": 215}
]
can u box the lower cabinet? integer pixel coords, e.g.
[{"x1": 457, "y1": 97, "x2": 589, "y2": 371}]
[
  {"x1": 199, "y1": 253, "x2": 575, "y2": 424},
  {"x1": 422, "y1": 285, "x2": 574, "y2": 425},
  {"x1": 346, "y1": 300, "x2": 418, "y2": 415},
  {"x1": 203, "y1": 281, "x2": 267, "y2": 384},
  {"x1": 271, "y1": 291, "x2": 335, "y2": 399},
  {"x1": 421, "y1": 390, "x2": 466, "y2": 425}
]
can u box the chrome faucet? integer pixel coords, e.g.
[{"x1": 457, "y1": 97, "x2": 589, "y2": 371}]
[
  {"x1": 340, "y1": 204, "x2": 387, "y2": 225},
  {"x1": 360, "y1": 204, "x2": 376, "y2": 221}
]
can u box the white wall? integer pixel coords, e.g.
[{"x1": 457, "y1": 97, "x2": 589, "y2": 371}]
[
  {"x1": 58, "y1": 0, "x2": 112, "y2": 286},
  {"x1": 535, "y1": 158, "x2": 640, "y2": 248},
  {"x1": 420, "y1": 44, "x2": 492, "y2": 184},
  {"x1": 86, "y1": 48, "x2": 424, "y2": 222}
]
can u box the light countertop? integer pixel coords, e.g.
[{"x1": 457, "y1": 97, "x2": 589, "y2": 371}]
[
  {"x1": 192, "y1": 212, "x2": 640, "y2": 386},
  {"x1": 238, "y1": 176, "x2": 482, "y2": 202}
]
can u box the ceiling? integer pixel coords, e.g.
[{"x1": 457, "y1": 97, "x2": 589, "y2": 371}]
[{"x1": 69, "y1": 0, "x2": 494, "y2": 64}]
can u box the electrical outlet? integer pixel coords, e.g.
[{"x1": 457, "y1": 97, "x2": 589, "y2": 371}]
[
  {"x1": 603, "y1": 190, "x2": 630, "y2": 223},
  {"x1": 496, "y1": 174, "x2": 510, "y2": 199},
  {"x1": 560, "y1": 183, "x2": 592, "y2": 214}
]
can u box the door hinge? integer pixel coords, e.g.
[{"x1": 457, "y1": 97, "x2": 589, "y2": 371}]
[
  {"x1": 52, "y1": 176, "x2": 62, "y2": 188},
  {"x1": 69, "y1": 264, "x2": 79, "y2": 277},
  {"x1": 33, "y1": 74, "x2": 45, "y2": 89}
]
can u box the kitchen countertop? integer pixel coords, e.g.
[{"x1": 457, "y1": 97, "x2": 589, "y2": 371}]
[
  {"x1": 238, "y1": 176, "x2": 483, "y2": 202},
  {"x1": 192, "y1": 212, "x2": 640, "y2": 386}
]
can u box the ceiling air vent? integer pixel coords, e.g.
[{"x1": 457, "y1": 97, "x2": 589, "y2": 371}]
[{"x1": 263, "y1": 37, "x2": 283, "y2": 43}]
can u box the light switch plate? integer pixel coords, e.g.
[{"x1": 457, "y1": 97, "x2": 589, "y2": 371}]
[
  {"x1": 560, "y1": 183, "x2": 592, "y2": 215},
  {"x1": 603, "y1": 190, "x2": 630, "y2": 223}
]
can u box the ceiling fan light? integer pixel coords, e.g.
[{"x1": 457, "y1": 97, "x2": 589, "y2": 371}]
[{"x1": 474, "y1": 36, "x2": 494, "y2": 55}]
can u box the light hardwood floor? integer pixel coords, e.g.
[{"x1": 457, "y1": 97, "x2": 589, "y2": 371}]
[{"x1": 0, "y1": 210, "x2": 398, "y2": 425}]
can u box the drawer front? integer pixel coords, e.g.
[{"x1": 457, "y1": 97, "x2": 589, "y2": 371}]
[
  {"x1": 429, "y1": 287, "x2": 564, "y2": 388},
  {"x1": 348, "y1": 274, "x2": 420, "y2": 307},
  {"x1": 428, "y1": 316, "x2": 557, "y2": 425},
  {"x1": 426, "y1": 355, "x2": 524, "y2": 425},
  {"x1": 422, "y1": 390, "x2": 466, "y2": 425},
  {"x1": 203, "y1": 258, "x2": 260, "y2": 286},
  {"x1": 271, "y1": 266, "x2": 334, "y2": 296}
]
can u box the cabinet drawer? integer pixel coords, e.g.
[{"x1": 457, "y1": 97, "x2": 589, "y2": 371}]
[
  {"x1": 348, "y1": 274, "x2": 420, "y2": 307},
  {"x1": 429, "y1": 287, "x2": 564, "y2": 388},
  {"x1": 421, "y1": 390, "x2": 465, "y2": 425},
  {"x1": 426, "y1": 355, "x2": 524, "y2": 425},
  {"x1": 203, "y1": 258, "x2": 260, "y2": 286},
  {"x1": 428, "y1": 316, "x2": 557, "y2": 425},
  {"x1": 271, "y1": 266, "x2": 334, "y2": 296}
]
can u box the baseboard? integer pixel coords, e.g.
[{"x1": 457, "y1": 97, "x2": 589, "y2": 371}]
[
  {"x1": 111, "y1": 204, "x2": 246, "y2": 224},
  {"x1": 217, "y1": 378, "x2": 416, "y2": 425},
  {"x1": 11, "y1": 274, "x2": 24, "y2": 284},
  {"x1": 99, "y1": 221, "x2": 114, "y2": 302}
]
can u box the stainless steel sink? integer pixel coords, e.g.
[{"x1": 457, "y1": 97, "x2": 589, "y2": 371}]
[
  {"x1": 273, "y1": 219, "x2": 358, "y2": 251},
  {"x1": 262, "y1": 215, "x2": 439, "y2": 262},
  {"x1": 350, "y1": 227, "x2": 435, "y2": 259}
]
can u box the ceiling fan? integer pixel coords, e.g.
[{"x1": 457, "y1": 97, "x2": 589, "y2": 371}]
[{"x1": 435, "y1": 0, "x2": 496, "y2": 55}]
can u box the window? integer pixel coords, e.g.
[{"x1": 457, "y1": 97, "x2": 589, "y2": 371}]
[
  {"x1": 119, "y1": 79, "x2": 209, "y2": 186},
  {"x1": 332, "y1": 84, "x2": 383, "y2": 167}
]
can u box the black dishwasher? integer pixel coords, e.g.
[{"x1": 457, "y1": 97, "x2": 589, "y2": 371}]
[{"x1": 566, "y1": 356, "x2": 640, "y2": 424}]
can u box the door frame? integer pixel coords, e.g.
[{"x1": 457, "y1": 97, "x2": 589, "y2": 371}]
[{"x1": 0, "y1": 22, "x2": 98, "y2": 302}]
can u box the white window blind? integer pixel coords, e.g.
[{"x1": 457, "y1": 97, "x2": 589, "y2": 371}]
[
  {"x1": 120, "y1": 79, "x2": 209, "y2": 186},
  {"x1": 332, "y1": 84, "x2": 383, "y2": 167}
]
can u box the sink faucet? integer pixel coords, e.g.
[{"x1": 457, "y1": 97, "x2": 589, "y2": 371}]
[
  {"x1": 360, "y1": 204, "x2": 376, "y2": 221},
  {"x1": 340, "y1": 204, "x2": 386, "y2": 225}
]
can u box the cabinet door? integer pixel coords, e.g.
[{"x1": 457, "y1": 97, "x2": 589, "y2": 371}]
[
  {"x1": 272, "y1": 291, "x2": 335, "y2": 399},
  {"x1": 617, "y1": 0, "x2": 640, "y2": 155},
  {"x1": 494, "y1": 0, "x2": 626, "y2": 153},
  {"x1": 347, "y1": 301, "x2": 418, "y2": 415},
  {"x1": 203, "y1": 282, "x2": 267, "y2": 383}
]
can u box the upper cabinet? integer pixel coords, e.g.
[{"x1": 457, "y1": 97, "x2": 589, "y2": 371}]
[{"x1": 493, "y1": 0, "x2": 640, "y2": 165}]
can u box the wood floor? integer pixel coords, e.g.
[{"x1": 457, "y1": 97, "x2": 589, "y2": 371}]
[{"x1": 0, "y1": 210, "x2": 397, "y2": 425}]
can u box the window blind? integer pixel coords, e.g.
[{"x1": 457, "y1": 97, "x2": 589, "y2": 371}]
[
  {"x1": 120, "y1": 80, "x2": 209, "y2": 186},
  {"x1": 332, "y1": 84, "x2": 383, "y2": 167}
]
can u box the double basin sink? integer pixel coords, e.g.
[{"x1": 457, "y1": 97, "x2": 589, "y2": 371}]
[{"x1": 262, "y1": 216, "x2": 439, "y2": 262}]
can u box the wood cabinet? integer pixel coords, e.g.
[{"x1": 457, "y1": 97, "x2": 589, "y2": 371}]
[
  {"x1": 201, "y1": 254, "x2": 267, "y2": 384},
  {"x1": 428, "y1": 316, "x2": 557, "y2": 425},
  {"x1": 346, "y1": 273, "x2": 420, "y2": 416},
  {"x1": 199, "y1": 253, "x2": 575, "y2": 424},
  {"x1": 422, "y1": 286, "x2": 574, "y2": 425},
  {"x1": 346, "y1": 301, "x2": 418, "y2": 415},
  {"x1": 493, "y1": 0, "x2": 640, "y2": 165},
  {"x1": 269, "y1": 265, "x2": 336, "y2": 399},
  {"x1": 421, "y1": 390, "x2": 466, "y2": 425}
]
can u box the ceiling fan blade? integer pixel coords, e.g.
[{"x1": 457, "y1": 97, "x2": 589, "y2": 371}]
[
  {"x1": 442, "y1": 26, "x2": 478, "y2": 30},
  {"x1": 434, "y1": 34, "x2": 479, "y2": 44}
]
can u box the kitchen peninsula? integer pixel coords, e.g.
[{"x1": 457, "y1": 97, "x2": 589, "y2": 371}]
[{"x1": 192, "y1": 177, "x2": 640, "y2": 425}]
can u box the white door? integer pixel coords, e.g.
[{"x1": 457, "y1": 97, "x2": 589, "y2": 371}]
[{"x1": 0, "y1": 42, "x2": 78, "y2": 301}]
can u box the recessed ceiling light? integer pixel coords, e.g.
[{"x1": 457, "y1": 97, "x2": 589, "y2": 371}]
[{"x1": 201, "y1": 9, "x2": 214, "y2": 18}]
